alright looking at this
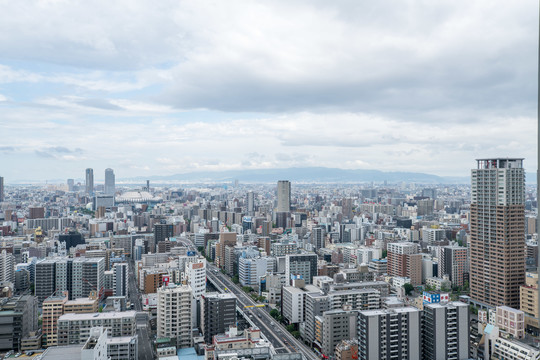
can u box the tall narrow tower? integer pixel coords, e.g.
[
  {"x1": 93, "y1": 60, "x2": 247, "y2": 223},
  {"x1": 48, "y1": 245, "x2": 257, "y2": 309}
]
[
  {"x1": 277, "y1": 180, "x2": 291, "y2": 212},
  {"x1": 85, "y1": 168, "x2": 94, "y2": 196},
  {"x1": 470, "y1": 158, "x2": 525, "y2": 308},
  {"x1": 104, "y1": 168, "x2": 115, "y2": 195}
]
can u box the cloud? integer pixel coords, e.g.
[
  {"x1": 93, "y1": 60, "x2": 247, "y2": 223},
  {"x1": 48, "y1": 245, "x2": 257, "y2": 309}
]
[{"x1": 0, "y1": 0, "x2": 536, "y2": 180}]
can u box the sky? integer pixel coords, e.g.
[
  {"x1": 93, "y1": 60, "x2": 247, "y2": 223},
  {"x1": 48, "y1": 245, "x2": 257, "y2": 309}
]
[{"x1": 0, "y1": 0, "x2": 538, "y2": 182}]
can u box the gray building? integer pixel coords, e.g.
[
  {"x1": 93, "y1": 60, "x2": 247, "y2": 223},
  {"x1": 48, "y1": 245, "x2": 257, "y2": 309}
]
[
  {"x1": 277, "y1": 180, "x2": 291, "y2": 212},
  {"x1": 0, "y1": 295, "x2": 38, "y2": 351},
  {"x1": 85, "y1": 168, "x2": 94, "y2": 196},
  {"x1": 285, "y1": 253, "x2": 318, "y2": 285},
  {"x1": 0, "y1": 176, "x2": 4, "y2": 202},
  {"x1": 320, "y1": 310, "x2": 357, "y2": 358},
  {"x1": 358, "y1": 307, "x2": 421, "y2": 360},
  {"x1": 72, "y1": 257, "x2": 105, "y2": 300},
  {"x1": 422, "y1": 302, "x2": 469, "y2": 360},
  {"x1": 201, "y1": 293, "x2": 237, "y2": 344},
  {"x1": 113, "y1": 263, "x2": 128, "y2": 297},
  {"x1": 35, "y1": 259, "x2": 57, "y2": 304},
  {"x1": 104, "y1": 168, "x2": 115, "y2": 195}
]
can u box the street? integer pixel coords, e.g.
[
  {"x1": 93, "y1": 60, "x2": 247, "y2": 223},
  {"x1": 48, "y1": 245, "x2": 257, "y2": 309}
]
[
  {"x1": 206, "y1": 263, "x2": 320, "y2": 360},
  {"x1": 129, "y1": 259, "x2": 155, "y2": 360}
]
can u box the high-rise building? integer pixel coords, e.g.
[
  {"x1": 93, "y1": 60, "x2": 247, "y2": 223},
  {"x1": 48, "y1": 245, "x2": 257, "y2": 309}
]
[
  {"x1": 358, "y1": 307, "x2": 421, "y2": 360},
  {"x1": 277, "y1": 180, "x2": 291, "y2": 212},
  {"x1": 104, "y1": 168, "x2": 115, "y2": 195},
  {"x1": 157, "y1": 285, "x2": 192, "y2": 348},
  {"x1": 319, "y1": 309, "x2": 357, "y2": 358},
  {"x1": 312, "y1": 227, "x2": 326, "y2": 250},
  {"x1": 387, "y1": 242, "x2": 422, "y2": 286},
  {"x1": 153, "y1": 223, "x2": 174, "y2": 244},
  {"x1": 0, "y1": 250, "x2": 14, "y2": 285},
  {"x1": 438, "y1": 246, "x2": 468, "y2": 287},
  {"x1": 28, "y1": 207, "x2": 45, "y2": 219},
  {"x1": 470, "y1": 158, "x2": 525, "y2": 308},
  {"x1": 42, "y1": 292, "x2": 68, "y2": 347},
  {"x1": 67, "y1": 179, "x2": 74, "y2": 192},
  {"x1": 422, "y1": 302, "x2": 469, "y2": 360},
  {"x1": 247, "y1": 191, "x2": 255, "y2": 215},
  {"x1": 35, "y1": 259, "x2": 57, "y2": 304},
  {"x1": 285, "y1": 253, "x2": 318, "y2": 285},
  {"x1": 201, "y1": 292, "x2": 237, "y2": 344},
  {"x1": 184, "y1": 258, "x2": 206, "y2": 300},
  {"x1": 113, "y1": 263, "x2": 128, "y2": 297},
  {"x1": 72, "y1": 257, "x2": 105, "y2": 300},
  {"x1": 0, "y1": 176, "x2": 4, "y2": 202},
  {"x1": 0, "y1": 295, "x2": 38, "y2": 351},
  {"x1": 57, "y1": 311, "x2": 136, "y2": 345},
  {"x1": 85, "y1": 168, "x2": 94, "y2": 196}
]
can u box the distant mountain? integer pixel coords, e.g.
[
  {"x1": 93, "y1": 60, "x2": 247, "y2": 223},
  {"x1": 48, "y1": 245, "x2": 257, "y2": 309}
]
[{"x1": 121, "y1": 167, "x2": 472, "y2": 184}]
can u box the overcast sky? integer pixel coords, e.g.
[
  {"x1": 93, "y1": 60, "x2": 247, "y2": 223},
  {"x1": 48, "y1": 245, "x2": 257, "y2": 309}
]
[{"x1": 0, "y1": 0, "x2": 537, "y2": 182}]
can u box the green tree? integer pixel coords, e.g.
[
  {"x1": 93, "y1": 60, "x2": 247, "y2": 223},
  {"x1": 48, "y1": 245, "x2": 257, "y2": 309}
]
[
  {"x1": 381, "y1": 250, "x2": 387, "y2": 259},
  {"x1": 286, "y1": 325, "x2": 295, "y2": 333},
  {"x1": 291, "y1": 331, "x2": 300, "y2": 339},
  {"x1": 403, "y1": 283, "x2": 414, "y2": 296},
  {"x1": 231, "y1": 276, "x2": 239, "y2": 284},
  {"x1": 197, "y1": 246, "x2": 204, "y2": 253},
  {"x1": 270, "y1": 309, "x2": 280, "y2": 318}
]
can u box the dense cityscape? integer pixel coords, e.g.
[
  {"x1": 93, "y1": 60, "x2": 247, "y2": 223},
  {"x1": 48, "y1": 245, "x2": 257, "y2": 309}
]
[{"x1": 0, "y1": 158, "x2": 536, "y2": 359}]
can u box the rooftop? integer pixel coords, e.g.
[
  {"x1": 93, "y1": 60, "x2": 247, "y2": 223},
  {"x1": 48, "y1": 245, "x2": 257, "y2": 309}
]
[{"x1": 58, "y1": 310, "x2": 136, "y2": 321}]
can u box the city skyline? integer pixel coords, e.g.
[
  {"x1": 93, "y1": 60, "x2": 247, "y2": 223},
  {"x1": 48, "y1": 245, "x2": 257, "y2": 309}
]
[{"x1": 0, "y1": 1, "x2": 537, "y2": 180}]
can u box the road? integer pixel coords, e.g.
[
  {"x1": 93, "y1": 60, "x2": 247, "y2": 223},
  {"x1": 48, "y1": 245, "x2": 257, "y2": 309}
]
[
  {"x1": 206, "y1": 263, "x2": 320, "y2": 360},
  {"x1": 129, "y1": 259, "x2": 155, "y2": 360}
]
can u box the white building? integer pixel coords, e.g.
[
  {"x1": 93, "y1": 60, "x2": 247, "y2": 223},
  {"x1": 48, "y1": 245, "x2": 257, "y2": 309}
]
[
  {"x1": 239, "y1": 257, "x2": 268, "y2": 288},
  {"x1": 113, "y1": 263, "x2": 128, "y2": 297},
  {"x1": 157, "y1": 284, "x2": 193, "y2": 348},
  {"x1": 184, "y1": 257, "x2": 206, "y2": 299}
]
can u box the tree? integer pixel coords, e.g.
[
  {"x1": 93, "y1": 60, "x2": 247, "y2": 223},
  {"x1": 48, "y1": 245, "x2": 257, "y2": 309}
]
[
  {"x1": 231, "y1": 276, "x2": 239, "y2": 284},
  {"x1": 291, "y1": 330, "x2": 300, "y2": 339},
  {"x1": 286, "y1": 325, "x2": 295, "y2": 333},
  {"x1": 403, "y1": 283, "x2": 414, "y2": 296},
  {"x1": 381, "y1": 250, "x2": 387, "y2": 259},
  {"x1": 197, "y1": 246, "x2": 204, "y2": 253},
  {"x1": 270, "y1": 309, "x2": 280, "y2": 319}
]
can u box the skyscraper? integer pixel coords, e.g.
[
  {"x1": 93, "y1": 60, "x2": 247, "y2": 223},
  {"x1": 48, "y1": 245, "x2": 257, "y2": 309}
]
[
  {"x1": 104, "y1": 168, "x2": 115, "y2": 195},
  {"x1": 470, "y1": 158, "x2": 525, "y2": 308},
  {"x1": 67, "y1": 179, "x2": 74, "y2": 192},
  {"x1": 277, "y1": 180, "x2": 291, "y2": 212},
  {"x1": 85, "y1": 168, "x2": 94, "y2": 196},
  {"x1": 0, "y1": 176, "x2": 4, "y2": 202},
  {"x1": 247, "y1": 191, "x2": 255, "y2": 215},
  {"x1": 201, "y1": 293, "x2": 237, "y2": 344}
]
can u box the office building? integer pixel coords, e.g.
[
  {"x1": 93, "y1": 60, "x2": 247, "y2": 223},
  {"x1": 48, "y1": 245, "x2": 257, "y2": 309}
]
[
  {"x1": 247, "y1": 191, "x2": 255, "y2": 215},
  {"x1": 0, "y1": 295, "x2": 38, "y2": 351},
  {"x1": 59, "y1": 232, "x2": 85, "y2": 252},
  {"x1": 113, "y1": 263, "x2": 128, "y2": 297},
  {"x1": 387, "y1": 242, "x2": 422, "y2": 286},
  {"x1": 154, "y1": 223, "x2": 174, "y2": 243},
  {"x1": 319, "y1": 309, "x2": 357, "y2": 358},
  {"x1": 277, "y1": 180, "x2": 291, "y2": 212},
  {"x1": 157, "y1": 285, "x2": 192, "y2": 348},
  {"x1": 312, "y1": 227, "x2": 326, "y2": 250},
  {"x1": 28, "y1": 207, "x2": 45, "y2": 219},
  {"x1": 201, "y1": 292, "x2": 237, "y2": 344},
  {"x1": 470, "y1": 158, "x2": 525, "y2": 308},
  {"x1": 422, "y1": 302, "x2": 469, "y2": 360},
  {"x1": 72, "y1": 257, "x2": 105, "y2": 300},
  {"x1": 238, "y1": 257, "x2": 268, "y2": 288},
  {"x1": 85, "y1": 168, "x2": 94, "y2": 196},
  {"x1": 104, "y1": 168, "x2": 115, "y2": 195},
  {"x1": 184, "y1": 258, "x2": 206, "y2": 300},
  {"x1": 35, "y1": 259, "x2": 57, "y2": 304},
  {"x1": 438, "y1": 246, "x2": 468, "y2": 287},
  {"x1": 0, "y1": 250, "x2": 14, "y2": 285},
  {"x1": 42, "y1": 293, "x2": 68, "y2": 347},
  {"x1": 67, "y1": 178, "x2": 74, "y2": 191},
  {"x1": 358, "y1": 307, "x2": 421, "y2": 360},
  {"x1": 285, "y1": 253, "x2": 318, "y2": 285},
  {"x1": 57, "y1": 311, "x2": 137, "y2": 345}
]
